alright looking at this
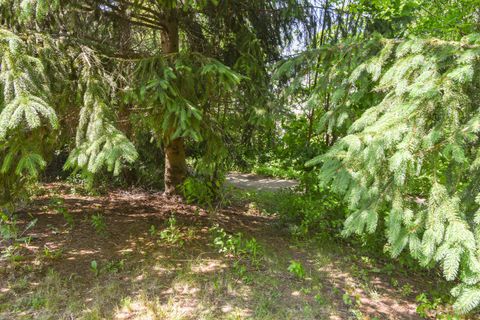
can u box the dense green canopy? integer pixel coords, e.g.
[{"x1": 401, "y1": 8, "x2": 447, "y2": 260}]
[{"x1": 0, "y1": 0, "x2": 310, "y2": 198}]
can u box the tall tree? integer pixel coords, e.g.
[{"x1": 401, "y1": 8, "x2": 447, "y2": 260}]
[
  {"x1": 0, "y1": 0, "x2": 310, "y2": 199},
  {"x1": 274, "y1": 0, "x2": 480, "y2": 313}
]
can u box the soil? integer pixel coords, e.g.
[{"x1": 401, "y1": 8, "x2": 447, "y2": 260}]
[
  {"x1": 226, "y1": 173, "x2": 299, "y2": 191},
  {"x1": 0, "y1": 181, "x2": 443, "y2": 319}
]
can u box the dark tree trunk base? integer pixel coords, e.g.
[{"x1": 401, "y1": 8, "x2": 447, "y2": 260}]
[{"x1": 164, "y1": 137, "x2": 187, "y2": 196}]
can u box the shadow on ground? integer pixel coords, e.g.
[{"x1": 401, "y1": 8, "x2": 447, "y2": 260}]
[{"x1": 0, "y1": 183, "x2": 427, "y2": 319}]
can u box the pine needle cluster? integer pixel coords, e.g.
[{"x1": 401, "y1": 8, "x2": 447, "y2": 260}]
[
  {"x1": 0, "y1": 28, "x2": 57, "y2": 205},
  {"x1": 302, "y1": 34, "x2": 480, "y2": 313}
]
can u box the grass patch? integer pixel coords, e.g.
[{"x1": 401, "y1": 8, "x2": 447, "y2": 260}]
[
  {"x1": 0, "y1": 184, "x2": 461, "y2": 319},
  {"x1": 252, "y1": 163, "x2": 300, "y2": 180}
]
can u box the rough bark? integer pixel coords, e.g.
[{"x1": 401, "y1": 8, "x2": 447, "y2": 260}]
[
  {"x1": 164, "y1": 137, "x2": 187, "y2": 195},
  {"x1": 161, "y1": 11, "x2": 187, "y2": 195}
]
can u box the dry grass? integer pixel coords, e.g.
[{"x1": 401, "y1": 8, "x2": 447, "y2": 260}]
[{"x1": 0, "y1": 183, "x2": 443, "y2": 319}]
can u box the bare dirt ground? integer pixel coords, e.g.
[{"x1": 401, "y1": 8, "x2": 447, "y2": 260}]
[
  {"x1": 226, "y1": 173, "x2": 299, "y2": 191},
  {"x1": 0, "y1": 182, "x2": 442, "y2": 319}
]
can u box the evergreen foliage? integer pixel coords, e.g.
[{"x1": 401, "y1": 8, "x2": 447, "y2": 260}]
[
  {"x1": 134, "y1": 53, "x2": 241, "y2": 143},
  {"x1": 64, "y1": 47, "x2": 137, "y2": 183},
  {"x1": 2, "y1": 0, "x2": 480, "y2": 315},
  {"x1": 300, "y1": 34, "x2": 480, "y2": 313},
  {"x1": 0, "y1": 0, "x2": 308, "y2": 197},
  {"x1": 0, "y1": 28, "x2": 57, "y2": 205}
]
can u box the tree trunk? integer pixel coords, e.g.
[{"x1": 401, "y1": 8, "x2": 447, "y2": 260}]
[
  {"x1": 162, "y1": 12, "x2": 187, "y2": 195},
  {"x1": 164, "y1": 137, "x2": 187, "y2": 195}
]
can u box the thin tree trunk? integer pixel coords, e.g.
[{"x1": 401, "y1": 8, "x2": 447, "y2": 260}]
[
  {"x1": 162, "y1": 11, "x2": 187, "y2": 196},
  {"x1": 306, "y1": 1, "x2": 329, "y2": 147}
]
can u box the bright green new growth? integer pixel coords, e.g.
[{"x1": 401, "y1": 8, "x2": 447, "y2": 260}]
[
  {"x1": 135, "y1": 52, "x2": 241, "y2": 144},
  {"x1": 64, "y1": 48, "x2": 137, "y2": 178},
  {"x1": 303, "y1": 34, "x2": 480, "y2": 313},
  {"x1": 2, "y1": 0, "x2": 480, "y2": 315},
  {"x1": 0, "y1": 29, "x2": 58, "y2": 204},
  {"x1": 0, "y1": 28, "x2": 138, "y2": 197},
  {"x1": 0, "y1": 28, "x2": 57, "y2": 139}
]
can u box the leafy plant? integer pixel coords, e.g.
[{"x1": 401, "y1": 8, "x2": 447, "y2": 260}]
[
  {"x1": 104, "y1": 259, "x2": 125, "y2": 274},
  {"x1": 158, "y1": 217, "x2": 185, "y2": 247},
  {"x1": 90, "y1": 260, "x2": 99, "y2": 276},
  {"x1": 237, "y1": 189, "x2": 345, "y2": 241},
  {"x1": 0, "y1": 209, "x2": 37, "y2": 263},
  {"x1": 42, "y1": 246, "x2": 63, "y2": 260},
  {"x1": 252, "y1": 161, "x2": 300, "y2": 180},
  {"x1": 149, "y1": 225, "x2": 157, "y2": 237},
  {"x1": 181, "y1": 176, "x2": 217, "y2": 207},
  {"x1": 210, "y1": 224, "x2": 264, "y2": 269},
  {"x1": 50, "y1": 197, "x2": 74, "y2": 228},
  {"x1": 342, "y1": 293, "x2": 353, "y2": 306},
  {"x1": 401, "y1": 284, "x2": 414, "y2": 297},
  {"x1": 314, "y1": 293, "x2": 326, "y2": 305},
  {"x1": 90, "y1": 213, "x2": 106, "y2": 235},
  {"x1": 233, "y1": 260, "x2": 252, "y2": 283},
  {"x1": 415, "y1": 292, "x2": 461, "y2": 319},
  {"x1": 288, "y1": 260, "x2": 306, "y2": 279}
]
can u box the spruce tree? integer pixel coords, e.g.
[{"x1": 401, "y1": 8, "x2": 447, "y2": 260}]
[
  {"x1": 0, "y1": 0, "x2": 309, "y2": 200},
  {"x1": 0, "y1": 28, "x2": 58, "y2": 206},
  {"x1": 293, "y1": 34, "x2": 480, "y2": 313}
]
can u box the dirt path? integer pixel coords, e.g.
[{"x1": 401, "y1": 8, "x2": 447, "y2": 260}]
[
  {"x1": 224, "y1": 203, "x2": 424, "y2": 320},
  {"x1": 0, "y1": 183, "x2": 431, "y2": 319},
  {"x1": 225, "y1": 174, "x2": 427, "y2": 319},
  {"x1": 226, "y1": 173, "x2": 299, "y2": 191}
]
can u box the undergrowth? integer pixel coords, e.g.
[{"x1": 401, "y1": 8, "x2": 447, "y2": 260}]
[
  {"x1": 251, "y1": 160, "x2": 300, "y2": 180},
  {"x1": 232, "y1": 187, "x2": 462, "y2": 318}
]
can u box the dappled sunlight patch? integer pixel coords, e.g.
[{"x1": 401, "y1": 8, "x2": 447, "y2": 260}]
[
  {"x1": 114, "y1": 296, "x2": 154, "y2": 320},
  {"x1": 68, "y1": 248, "x2": 99, "y2": 257},
  {"x1": 118, "y1": 248, "x2": 134, "y2": 255},
  {"x1": 226, "y1": 173, "x2": 299, "y2": 191},
  {"x1": 172, "y1": 282, "x2": 201, "y2": 297},
  {"x1": 228, "y1": 282, "x2": 253, "y2": 301},
  {"x1": 161, "y1": 297, "x2": 200, "y2": 319},
  {"x1": 151, "y1": 264, "x2": 173, "y2": 274},
  {"x1": 221, "y1": 304, "x2": 233, "y2": 313},
  {"x1": 246, "y1": 203, "x2": 262, "y2": 216},
  {"x1": 89, "y1": 278, "x2": 218, "y2": 320},
  {"x1": 221, "y1": 305, "x2": 251, "y2": 318},
  {"x1": 0, "y1": 184, "x2": 442, "y2": 319},
  {"x1": 189, "y1": 259, "x2": 227, "y2": 274}
]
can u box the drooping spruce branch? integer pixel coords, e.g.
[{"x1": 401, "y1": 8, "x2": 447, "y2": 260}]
[
  {"x1": 302, "y1": 33, "x2": 480, "y2": 313},
  {"x1": 0, "y1": 28, "x2": 58, "y2": 205},
  {"x1": 64, "y1": 46, "x2": 137, "y2": 181}
]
